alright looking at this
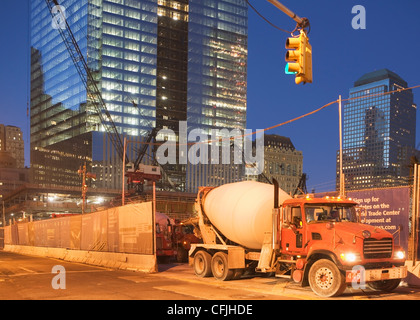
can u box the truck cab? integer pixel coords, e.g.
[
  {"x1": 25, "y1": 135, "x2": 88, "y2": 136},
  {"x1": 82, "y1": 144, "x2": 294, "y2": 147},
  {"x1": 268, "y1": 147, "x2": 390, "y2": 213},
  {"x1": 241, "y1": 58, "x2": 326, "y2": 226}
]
[
  {"x1": 280, "y1": 196, "x2": 359, "y2": 255},
  {"x1": 278, "y1": 196, "x2": 407, "y2": 296}
]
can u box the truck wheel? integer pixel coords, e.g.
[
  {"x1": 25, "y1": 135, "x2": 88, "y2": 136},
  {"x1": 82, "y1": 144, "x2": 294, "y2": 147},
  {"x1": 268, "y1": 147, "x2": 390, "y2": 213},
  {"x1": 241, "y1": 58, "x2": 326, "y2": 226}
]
[
  {"x1": 308, "y1": 259, "x2": 346, "y2": 297},
  {"x1": 368, "y1": 279, "x2": 401, "y2": 292},
  {"x1": 193, "y1": 250, "x2": 212, "y2": 277},
  {"x1": 211, "y1": 252, "x2": 234, "y2": 281}
]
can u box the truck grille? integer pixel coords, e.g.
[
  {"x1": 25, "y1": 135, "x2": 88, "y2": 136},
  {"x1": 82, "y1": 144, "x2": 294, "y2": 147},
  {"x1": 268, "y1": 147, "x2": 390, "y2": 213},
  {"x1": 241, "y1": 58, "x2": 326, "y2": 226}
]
[{"x1": 363, "y1": 238, "x2": 392, "y2": 259}]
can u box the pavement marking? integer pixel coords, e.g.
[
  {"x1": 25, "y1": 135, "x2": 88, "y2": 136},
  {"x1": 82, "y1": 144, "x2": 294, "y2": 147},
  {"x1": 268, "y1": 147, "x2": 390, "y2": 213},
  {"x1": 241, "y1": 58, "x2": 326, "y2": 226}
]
[
  {"x1": 118, "y1": 276, "x2": 150, "y2": 283},
  {"x1": 151, "y1": 271, "x2": 319, "y2": 300},
  {"x1": 154, "y1": 285, "x2": 224, "y2": 300},
  {"x1": 19, "y1": 267, "x2": 37, "y2": 274},
  {"x1": 1, "y1": 268, "x2": 115, "y2": 278}
]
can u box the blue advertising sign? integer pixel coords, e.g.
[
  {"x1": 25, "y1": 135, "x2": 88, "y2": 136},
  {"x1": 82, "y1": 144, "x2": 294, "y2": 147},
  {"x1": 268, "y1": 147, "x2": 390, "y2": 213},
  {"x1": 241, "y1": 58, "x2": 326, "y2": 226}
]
[{"x1": 347, "y1": 187, "x2": 410, "y2": 252}]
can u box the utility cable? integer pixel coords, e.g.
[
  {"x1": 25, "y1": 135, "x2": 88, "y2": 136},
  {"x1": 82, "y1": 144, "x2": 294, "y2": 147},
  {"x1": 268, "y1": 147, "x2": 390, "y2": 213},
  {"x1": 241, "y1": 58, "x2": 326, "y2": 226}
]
[
  {"x1": 246, "y1": 0, "x2": 292, "y2": 34},
  {"x1": 133, "y1": 83, "x2": 420, "y2": 147}
]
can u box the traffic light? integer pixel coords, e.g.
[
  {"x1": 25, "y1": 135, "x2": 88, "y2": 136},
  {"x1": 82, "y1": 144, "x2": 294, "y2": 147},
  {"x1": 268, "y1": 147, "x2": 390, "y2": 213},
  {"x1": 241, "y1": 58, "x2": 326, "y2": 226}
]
[{"x1": 285, "y1": 31, "x2": 312, "y2": 84}]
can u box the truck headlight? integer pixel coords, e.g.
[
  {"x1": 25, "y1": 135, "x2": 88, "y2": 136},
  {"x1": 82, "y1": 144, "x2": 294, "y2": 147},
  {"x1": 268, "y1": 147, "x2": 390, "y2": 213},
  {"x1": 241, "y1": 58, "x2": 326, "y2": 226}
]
[
  {"x1": 340, "y1": 252, "x2": 360, "y2": 263},
  {"x1": 394, "y1": 250, "x2": 405, "y2": 260}
]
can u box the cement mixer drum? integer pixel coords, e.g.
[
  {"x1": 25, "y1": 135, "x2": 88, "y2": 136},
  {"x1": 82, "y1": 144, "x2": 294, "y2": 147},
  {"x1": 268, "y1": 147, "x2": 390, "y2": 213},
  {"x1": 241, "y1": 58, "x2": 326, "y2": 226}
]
[{"x1": 202, "y1": 181, "x2": 292, "y2": 249}]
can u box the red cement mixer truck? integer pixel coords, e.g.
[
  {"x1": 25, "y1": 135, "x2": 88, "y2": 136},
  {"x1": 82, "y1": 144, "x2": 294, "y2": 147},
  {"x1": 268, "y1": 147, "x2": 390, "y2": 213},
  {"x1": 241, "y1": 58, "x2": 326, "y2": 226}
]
[
  {"x1": 156, "y1": 212, "x2": 177, "y2": 263},
  {"x1": 189, "y1": 180, "x2": 407, "y2": 297}
]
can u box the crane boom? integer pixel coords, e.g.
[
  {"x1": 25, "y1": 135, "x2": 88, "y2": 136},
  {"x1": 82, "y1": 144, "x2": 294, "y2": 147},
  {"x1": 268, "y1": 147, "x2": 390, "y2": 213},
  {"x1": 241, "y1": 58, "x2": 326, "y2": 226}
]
[
  {"x1": 134, "y1": 128, "x2": 157, "y2": 169},
  {"x1": 45, "y1": 0, "x2": 128, "y2": 163}
]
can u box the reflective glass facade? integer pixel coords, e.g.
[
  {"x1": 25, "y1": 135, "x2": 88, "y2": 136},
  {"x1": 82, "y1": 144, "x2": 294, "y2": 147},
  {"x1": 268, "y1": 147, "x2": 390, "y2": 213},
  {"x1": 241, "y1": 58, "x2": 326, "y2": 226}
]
[
  {"x1": 185, "y1": 0, "x2": 248, "y2": 192},
  {"x1": 31, "y1": 0, "x2": 90, "y2": 187},
  {"x1": 187, "y1": 0, "x2": 247, "y2": 134},
  {"x1": 338, "y1": 69, "x2": 416, "y2": 190},
  {"x1": 30, "y1": 0, "x2": 247, "y2": 192}
]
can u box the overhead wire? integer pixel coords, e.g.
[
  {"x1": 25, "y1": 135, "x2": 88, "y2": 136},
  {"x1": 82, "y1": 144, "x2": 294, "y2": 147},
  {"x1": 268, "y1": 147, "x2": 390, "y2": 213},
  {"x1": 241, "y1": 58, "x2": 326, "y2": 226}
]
[
  {"x1": 307, "y1": 180, "x2": 337, "y2": 192},
  {"x1": 341, "y1": 83, "x2": 420, "y2": 103},
  {"x1": 245, "y1": 0, "x2": 292, "y2": 34},
  {"x1": 305, "y1": 84, "x2": 420, "y2": 193},
  {"x1": 133, "y1": 82, "x2": 420, "y2": 148}
]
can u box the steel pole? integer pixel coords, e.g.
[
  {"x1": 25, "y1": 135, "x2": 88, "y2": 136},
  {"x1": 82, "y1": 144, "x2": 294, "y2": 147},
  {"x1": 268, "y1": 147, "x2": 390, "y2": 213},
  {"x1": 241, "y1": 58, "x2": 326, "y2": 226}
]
[
  {"x1": 339, "y1": 95, "x2": 344, "y2": 196},
  {"x1": 82, "y1": 164, "x2": 86, "y2": 214},
  {"x1": 153, "y1": 181, "x2": 157, "y2": 257},
  {"x1": 122, "y1": 137, "x2": 127, "y2": 206},
  {"x1": 267, "y1": 0, "x2": 304, "y2": 25},
  {"x1": 2, "y1": 200, "x2": 5, "y2": 227},
  {"x1": 413, "y1": 164, "x2": 419, "y2": 265}
]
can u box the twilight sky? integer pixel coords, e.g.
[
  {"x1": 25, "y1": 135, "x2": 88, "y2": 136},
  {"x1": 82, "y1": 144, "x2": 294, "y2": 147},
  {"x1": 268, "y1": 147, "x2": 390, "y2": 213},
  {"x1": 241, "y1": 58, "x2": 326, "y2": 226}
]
[{"x1": 1, "y1": 0, "x2": 419, "y2": 192}]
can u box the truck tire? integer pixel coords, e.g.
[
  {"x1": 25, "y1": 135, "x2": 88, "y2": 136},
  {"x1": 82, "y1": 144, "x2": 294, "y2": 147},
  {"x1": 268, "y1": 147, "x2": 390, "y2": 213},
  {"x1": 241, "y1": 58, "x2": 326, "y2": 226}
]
[
  {"x1": 211, "y1": 252, "x2": 234, "y2": 281},
  {"x1": 308, "y1": 259, "x2": 346, "y2": 297},
  {"x1": 368, "y1": 279, "x2": 401, "y2": 292},
  {"x1": 193, "y1": 250, "x2": 212, "y2": 277}
]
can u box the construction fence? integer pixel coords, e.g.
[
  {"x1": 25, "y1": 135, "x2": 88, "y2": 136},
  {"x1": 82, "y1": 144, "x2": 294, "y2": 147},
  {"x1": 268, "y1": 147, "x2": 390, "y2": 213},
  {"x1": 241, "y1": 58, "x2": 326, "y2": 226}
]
[{"x1": 3, "y1": 203, "x2": 155, "y2": 269}]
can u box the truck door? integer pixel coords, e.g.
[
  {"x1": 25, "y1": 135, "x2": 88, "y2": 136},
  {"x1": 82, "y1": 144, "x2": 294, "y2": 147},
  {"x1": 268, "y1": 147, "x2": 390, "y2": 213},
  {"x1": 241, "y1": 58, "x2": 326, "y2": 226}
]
[{"x1": 281, "y1": 206, "x2": 305, "y2": 254}]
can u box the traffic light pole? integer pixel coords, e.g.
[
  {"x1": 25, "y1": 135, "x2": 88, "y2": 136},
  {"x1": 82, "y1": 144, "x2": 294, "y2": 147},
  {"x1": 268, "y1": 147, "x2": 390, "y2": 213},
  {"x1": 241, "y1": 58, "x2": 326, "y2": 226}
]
[
  {"x1": 267, "y1": 0, "x2": 309, "y2": 30},
  {"x1": 267, "y1": 0, "x2": 303, "y2": 25}
]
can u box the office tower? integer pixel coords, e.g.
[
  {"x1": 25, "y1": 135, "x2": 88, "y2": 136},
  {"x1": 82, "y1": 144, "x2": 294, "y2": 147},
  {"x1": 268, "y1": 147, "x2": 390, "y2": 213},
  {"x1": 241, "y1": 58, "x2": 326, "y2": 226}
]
[
  {"x1": 0, "y1": 125, "x2": 28, "y2": 201},
  {"x1": 260, "y1": 134, "x2": 303, "y2": 194},
  {"x1": 338, "y1": 69, "x2": 417, "y2": 191},
  {"x1": 30, "y1": 0, "x2": 247, "y2": 191},
  {"x1": 0, "y1": 125, "x2": 25, "y2": 169}
]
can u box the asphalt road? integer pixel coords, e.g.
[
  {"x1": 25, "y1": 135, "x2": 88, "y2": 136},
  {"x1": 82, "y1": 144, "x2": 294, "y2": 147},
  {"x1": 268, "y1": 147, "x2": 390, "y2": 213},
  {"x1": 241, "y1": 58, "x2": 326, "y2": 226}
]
[{"x1": 1, "y1": 250, "x2": 420, "y2": 303}]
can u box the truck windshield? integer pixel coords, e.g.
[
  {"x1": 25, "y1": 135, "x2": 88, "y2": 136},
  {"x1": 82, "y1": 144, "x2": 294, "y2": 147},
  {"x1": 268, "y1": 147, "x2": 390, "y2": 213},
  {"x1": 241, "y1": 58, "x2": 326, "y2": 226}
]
[{"x1": 305, "y1": 205, "x2": 357, "y2": 224}]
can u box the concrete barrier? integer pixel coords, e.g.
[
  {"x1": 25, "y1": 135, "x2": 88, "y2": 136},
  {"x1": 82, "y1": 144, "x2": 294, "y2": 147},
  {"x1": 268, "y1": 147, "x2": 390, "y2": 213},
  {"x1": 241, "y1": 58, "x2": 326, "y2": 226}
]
[{"x1": 4, "y1": 244, "x2": 158, "y2": 273}]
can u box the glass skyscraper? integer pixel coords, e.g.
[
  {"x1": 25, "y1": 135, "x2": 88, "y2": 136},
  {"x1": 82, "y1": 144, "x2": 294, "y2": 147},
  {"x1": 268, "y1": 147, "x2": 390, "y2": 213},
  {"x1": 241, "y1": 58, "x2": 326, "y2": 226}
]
[
  {"x1": 338, "y1": 69, "x2": 417, "y2": 191},
  {"x1": 30, "y1": 0, "x2": 247, "y2": 192}
]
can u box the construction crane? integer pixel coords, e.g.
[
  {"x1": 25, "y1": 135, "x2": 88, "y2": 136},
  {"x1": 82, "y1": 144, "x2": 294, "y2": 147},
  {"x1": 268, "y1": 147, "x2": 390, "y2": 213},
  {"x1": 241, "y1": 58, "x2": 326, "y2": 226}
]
[
  {"x1": 125, "y1": 128, "x2": 161, "y2": 194},
  {"x1": 45, "y1": 0, "x2": 128, "y2": 164},
  {"x1": 133, "y1": 128, "x2": 158, "y2": 171},
  {"x1": 45, "y1": 0, "x2": 173, "y2": 193},
  {"x1": 293, "y1": 173, "x2": 308, "y2": 197}
]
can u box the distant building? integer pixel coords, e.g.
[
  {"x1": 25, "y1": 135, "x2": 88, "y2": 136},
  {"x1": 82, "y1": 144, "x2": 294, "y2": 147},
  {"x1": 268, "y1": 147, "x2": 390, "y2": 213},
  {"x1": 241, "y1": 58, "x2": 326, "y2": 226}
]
[
  {"x1": 259, "y1": 134, "x2": 303, "y2": 194},
  {"x1": 0, "y1": 151, "x2": 30, "y2": 201},
  {"x1": 186, "y1": 142, "x2": 244, "y2": 192},
  {"x1": 0, "y1": 125, "x2": 28, "y2": 201},
  {"x1": 338, "y1": 69, "x2": 417, "y2": 191},
  {"x1": 0, "y1": 124, "x2": 24, "y2": 169}
]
